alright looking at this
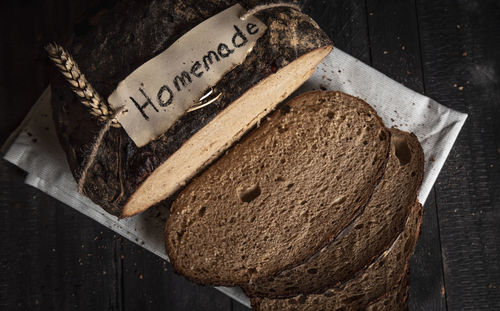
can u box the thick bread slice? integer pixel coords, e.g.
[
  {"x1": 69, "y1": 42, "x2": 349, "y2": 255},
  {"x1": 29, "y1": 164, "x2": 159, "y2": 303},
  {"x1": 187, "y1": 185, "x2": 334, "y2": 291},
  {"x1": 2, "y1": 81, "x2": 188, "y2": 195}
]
[
  {"x1": 250, "y1": 202, "x2": 423, "y2": 311},
  {"x1": 366, "y1": 272, "x2": 410, "y2": 311},
  {"x1": 50, "y1": 0, "x2": 332, "y2": 217},
  {"x1": 165, "y1": 91, "x2": 390, "y2": 285},
  {"x1": 245, "y1": 128, "x2": 424, "y2": 297}
]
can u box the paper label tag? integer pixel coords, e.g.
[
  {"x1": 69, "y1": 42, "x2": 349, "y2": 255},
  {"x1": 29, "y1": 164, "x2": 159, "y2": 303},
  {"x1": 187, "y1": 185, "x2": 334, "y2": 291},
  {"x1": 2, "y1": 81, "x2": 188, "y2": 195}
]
[{"x1": 108, "y1": 4, "x2": 267, "y2": 147}]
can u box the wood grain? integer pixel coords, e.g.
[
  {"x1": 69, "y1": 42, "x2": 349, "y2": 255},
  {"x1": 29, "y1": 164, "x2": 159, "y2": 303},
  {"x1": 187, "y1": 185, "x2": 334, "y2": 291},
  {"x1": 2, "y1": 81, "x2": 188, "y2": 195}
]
[
  {"x1": 120, "y1": 242, "x2": 232, "y2": 311},
  {"x1": 1, "y1": 0, "x2": 499, "y2": 310},
  {"x1": 416, "y1": 0, "x2": 500, "y2": 309},
  {"x1": 0, "y1": 163, "x2": 119, "y2": 310},
  {"x1": 0, "y1": 1, "x2": 118, "y2": 310}
]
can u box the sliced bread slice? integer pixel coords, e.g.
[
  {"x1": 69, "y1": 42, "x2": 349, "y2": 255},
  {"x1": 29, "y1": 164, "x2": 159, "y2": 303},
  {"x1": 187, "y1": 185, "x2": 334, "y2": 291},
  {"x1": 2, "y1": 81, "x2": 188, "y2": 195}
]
[
  {"x1": 366, "y1": 272, "x2": 410, "y2": 311},
  {"x1": 250, "y1": 202, "x2": 423, "y2": 311},
  {"x1": 165, "y1": 91, "x2": 390, "y2": 285},
  {"x1": 245, "y1": 128, "x2": 424, "y2": 297}
]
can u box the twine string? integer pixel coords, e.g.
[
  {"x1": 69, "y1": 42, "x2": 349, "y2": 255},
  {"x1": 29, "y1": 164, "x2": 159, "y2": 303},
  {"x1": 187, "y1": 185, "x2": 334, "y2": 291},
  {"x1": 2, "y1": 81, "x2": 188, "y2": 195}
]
[
  {"x1": 240, "y1": 2, "x2": 302, "y2": 20},
  {"x1": 77, "y1": 106, "x2": 126, "y2": 194}
]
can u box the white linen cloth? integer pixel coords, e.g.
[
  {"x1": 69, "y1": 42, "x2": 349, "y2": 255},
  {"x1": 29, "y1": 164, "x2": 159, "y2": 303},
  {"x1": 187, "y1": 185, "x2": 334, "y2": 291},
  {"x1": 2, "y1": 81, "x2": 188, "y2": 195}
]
[{"x1": 2, "y1": 48, "x2": 467, "y2": 307}]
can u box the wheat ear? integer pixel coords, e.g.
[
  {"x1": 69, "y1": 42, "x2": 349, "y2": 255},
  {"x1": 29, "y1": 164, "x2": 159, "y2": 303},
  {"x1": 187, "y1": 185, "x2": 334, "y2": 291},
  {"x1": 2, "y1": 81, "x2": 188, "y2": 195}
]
[{"x1": 45, "y1": 42, "x2": 120, "y2": 127}]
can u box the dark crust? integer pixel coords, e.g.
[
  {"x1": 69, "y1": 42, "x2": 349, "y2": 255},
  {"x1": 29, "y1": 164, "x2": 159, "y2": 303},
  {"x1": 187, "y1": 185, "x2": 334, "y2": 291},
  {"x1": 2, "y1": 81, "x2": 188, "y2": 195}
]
[
  {"x1": 243, "y1": 128, "x2": 424, "y2": 298},
  {"x1": 250, "y1": 202, "x2": 423, "y2": 311},
  {"x1": 50, "y1": 0, "x2": 332, "y2": 216},
  {"x1": 164, "y1": 91, "x2": 391, "y2": 287}
]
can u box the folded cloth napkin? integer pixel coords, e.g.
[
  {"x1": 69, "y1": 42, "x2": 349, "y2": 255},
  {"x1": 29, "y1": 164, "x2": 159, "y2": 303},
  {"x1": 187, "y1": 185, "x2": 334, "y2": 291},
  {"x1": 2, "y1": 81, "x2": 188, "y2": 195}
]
[{"x1": 2, "y1": 48, "x2": 467, "y2": 307}]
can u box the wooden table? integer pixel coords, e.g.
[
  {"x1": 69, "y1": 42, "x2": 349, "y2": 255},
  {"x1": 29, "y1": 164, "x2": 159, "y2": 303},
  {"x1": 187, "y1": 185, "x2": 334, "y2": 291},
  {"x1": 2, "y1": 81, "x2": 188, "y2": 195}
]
[{"x1": 1, "y1": 1, "x2": 499, "y2": 310}]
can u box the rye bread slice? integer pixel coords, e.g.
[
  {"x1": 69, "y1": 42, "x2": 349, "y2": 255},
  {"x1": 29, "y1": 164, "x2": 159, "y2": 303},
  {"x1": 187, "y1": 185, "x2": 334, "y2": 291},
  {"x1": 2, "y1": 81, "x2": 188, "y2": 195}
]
[
  {"x1": 50, "y1": 0, "x2": 332, "y2": 217},
  {"x1": 245, "y1": 128, "x2": 424, "y2": 297},
  {"x1": 165, "y1": 91, "x2": 390, "y2": 285},
  {"x1": 250, "y1": 202, "x2": 423, "y2": 311},
  {"x1": 366, "y1": 272, "x2": 410, "y2": 311}
]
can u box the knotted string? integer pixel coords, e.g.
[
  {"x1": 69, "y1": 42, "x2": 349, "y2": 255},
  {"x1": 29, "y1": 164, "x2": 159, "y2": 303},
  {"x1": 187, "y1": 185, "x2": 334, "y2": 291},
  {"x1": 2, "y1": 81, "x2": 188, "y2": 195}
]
[{"x1": 77, "y1": 106, "x2": 126, "y2": 194}]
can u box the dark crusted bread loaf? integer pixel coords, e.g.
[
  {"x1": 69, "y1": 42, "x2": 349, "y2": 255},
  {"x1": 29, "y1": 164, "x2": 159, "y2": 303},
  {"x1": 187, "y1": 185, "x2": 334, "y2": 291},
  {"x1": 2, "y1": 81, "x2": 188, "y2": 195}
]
[
  {"x1": 245, "y1": 128, "x2": 424, "y2": 297},
  {"x1": 165, "y1": 91, "x2": 390, "y2": 286},
  {"x1": 250, "y1": 202, "x2": 423, "y2": 311},
  {"x1": 366, "y1": 272, "x2": 410, "y2": 311},
  {"x1": 50, "y1": 0, "x2": 332, "y2": 217}
]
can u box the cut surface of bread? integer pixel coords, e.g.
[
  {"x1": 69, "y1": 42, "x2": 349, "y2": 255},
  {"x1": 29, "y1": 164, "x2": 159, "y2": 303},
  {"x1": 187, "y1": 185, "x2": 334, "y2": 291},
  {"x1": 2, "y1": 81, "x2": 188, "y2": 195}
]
[
  {"x1": 245, "y1": 128, "x2": 424, "y2": 297},
  {"x1": 250, "y1": 202, "x2": 423, "y2": 311},
  {"x1": 165, "y1": 91, "x2": 390, "y2": 285},
  {"x1": 123, "y1": 46, "x2": 332, "y2": 216},
  {"x1": 366, "y1": 272, "x2": 410, "y2": 311}
]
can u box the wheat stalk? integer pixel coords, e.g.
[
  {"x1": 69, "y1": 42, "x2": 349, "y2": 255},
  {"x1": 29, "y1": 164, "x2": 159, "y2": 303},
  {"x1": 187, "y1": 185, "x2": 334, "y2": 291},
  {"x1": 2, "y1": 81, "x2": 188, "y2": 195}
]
[{"x1": 45, "y1": 42, "x2": 120, "y2": 127}]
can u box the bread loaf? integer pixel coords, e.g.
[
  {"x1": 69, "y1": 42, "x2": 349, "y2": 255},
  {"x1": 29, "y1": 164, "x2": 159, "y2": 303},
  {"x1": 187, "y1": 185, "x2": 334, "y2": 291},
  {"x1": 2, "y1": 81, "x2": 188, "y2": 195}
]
[
  {"x1": 165, "y1": 91, "x2": 390, "y2": 285},
  {"x1": 50, "y1": 0, "x2": 332, "y2": 217}
]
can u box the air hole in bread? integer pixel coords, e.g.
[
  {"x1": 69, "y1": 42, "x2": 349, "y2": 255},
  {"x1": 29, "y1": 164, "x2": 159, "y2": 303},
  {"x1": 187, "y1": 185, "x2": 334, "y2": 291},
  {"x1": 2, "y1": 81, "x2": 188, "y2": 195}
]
[
  {"x1": 379, "y1": 130, "x2": 387, "y2": 141},
  {"x1": 323, "y1": 291, "x2": 334, "y2": 298},
  {"x1": 238, "y1": 184, "x2": 262, "y2": 203},
  {"x1": 198, "y1": 206, "x2": 207, "y2": 217},
  {"x1": 393, "y1": 136, "x2": 412, "y2": 165},
  {"x1": 297, "y1": 295, "x2": 307, "y2": 304},
  {"x1": 277, "y1": 125, "x2": 288, "y2": 133},
  {"x1": 307, "y1": 268, "x2": 318, "y2": 274}
]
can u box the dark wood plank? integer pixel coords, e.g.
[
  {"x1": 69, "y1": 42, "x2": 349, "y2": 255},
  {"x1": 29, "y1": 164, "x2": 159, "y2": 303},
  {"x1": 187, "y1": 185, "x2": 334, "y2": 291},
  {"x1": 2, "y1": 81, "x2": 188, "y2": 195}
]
[
  {"x1": 365, "y1": 1, "x2": 447, "y2": 310},
  {"x1": 416, "y1": 0, "x2": 500, "y2": 309},
  {"x1": 0, "y1": 0, "x2": 99, "y2": 145},
  {"x1": 120, "y1": 239, "x2": 233, "y2": 311},
  {"x1": 0, "y1": 1, "x2": 119, "y2": 310},
  {"x1": 302, "y1": 0, "x2": 371, "y2": 64},
  {"x1": 365, "y1": 0, "x2": 424, "y2": 91},
  {"x1": 410, "y1": 189, "x2": 448, "y2": 311},
  {"x1": 0, "y1": 163, "x2": 120, "y2": 310}
]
